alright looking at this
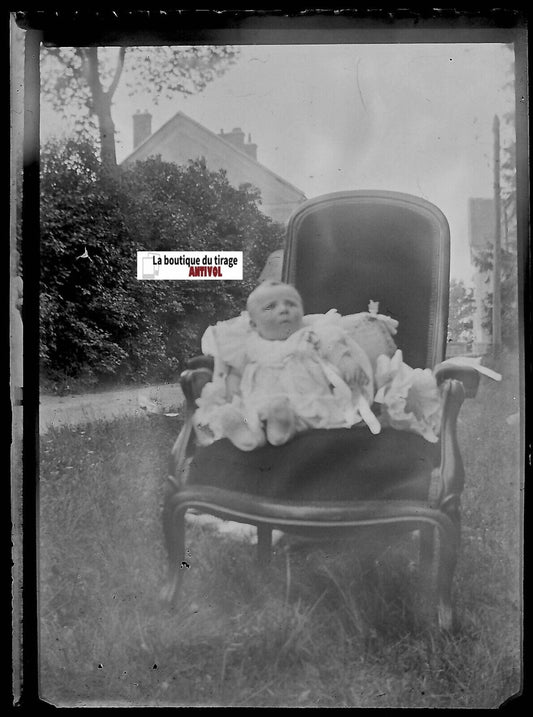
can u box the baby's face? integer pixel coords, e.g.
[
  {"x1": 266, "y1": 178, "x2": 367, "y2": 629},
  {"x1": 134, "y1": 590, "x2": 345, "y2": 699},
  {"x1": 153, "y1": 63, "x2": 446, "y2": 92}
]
[{"x1": 248, "y1": 285, "x2": 304, "y2": 341}]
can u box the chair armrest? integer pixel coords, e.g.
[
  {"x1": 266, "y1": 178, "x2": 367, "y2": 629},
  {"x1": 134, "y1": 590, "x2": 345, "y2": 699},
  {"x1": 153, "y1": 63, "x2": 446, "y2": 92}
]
[
  {"x1": 431, "y1": 379, "x2": 466, "y2": 515},
  {"x1": 186, "y1": 355, "x2": 215, "y2": 372},
  {"x1": 179, "y1": 367, "x2": 213, "y2": 411},
  {"x1": 166, "y1": 362, "x2": 213, "y2": 490},
  {"x1": 433, "y1": 363, "x2": 480, "y2": 398}
]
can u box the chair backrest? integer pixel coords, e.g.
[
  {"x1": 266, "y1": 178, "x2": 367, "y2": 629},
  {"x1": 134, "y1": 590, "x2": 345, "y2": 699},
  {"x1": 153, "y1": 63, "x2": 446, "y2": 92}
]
[{"x1": 282, "y1": 191, "x2": 450, "y2": 369}]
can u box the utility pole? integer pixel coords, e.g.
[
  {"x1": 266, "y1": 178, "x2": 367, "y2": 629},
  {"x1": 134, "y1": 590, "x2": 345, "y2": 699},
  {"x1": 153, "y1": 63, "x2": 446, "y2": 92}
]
[{"x1": 492, "y1": 115, "x2": 502, "y2": 360}]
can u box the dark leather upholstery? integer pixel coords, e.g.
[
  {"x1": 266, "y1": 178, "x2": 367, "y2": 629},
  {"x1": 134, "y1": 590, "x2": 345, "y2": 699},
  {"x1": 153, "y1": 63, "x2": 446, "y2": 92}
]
[
  {"x1": 284, "y1": 192, "x2": 450, "y2": 369},
  {"x1": 188, "y1": 426, "x2": 439, "y2": 502}
]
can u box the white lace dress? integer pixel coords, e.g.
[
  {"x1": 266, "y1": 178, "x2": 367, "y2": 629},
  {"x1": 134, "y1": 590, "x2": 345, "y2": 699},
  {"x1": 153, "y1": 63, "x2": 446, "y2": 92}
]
[
  {"x1": 193, "y1": 307, "x2": 455, "y2": 446},
  {"x1": 194, "y1": 310, "x2": 379, "y2": 445}
]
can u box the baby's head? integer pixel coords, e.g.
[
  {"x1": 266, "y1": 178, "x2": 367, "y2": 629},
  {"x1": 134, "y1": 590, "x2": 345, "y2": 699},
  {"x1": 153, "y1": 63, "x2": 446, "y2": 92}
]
[{"x1": 247, "y1": 281, "x2": 304, "y2": 341}]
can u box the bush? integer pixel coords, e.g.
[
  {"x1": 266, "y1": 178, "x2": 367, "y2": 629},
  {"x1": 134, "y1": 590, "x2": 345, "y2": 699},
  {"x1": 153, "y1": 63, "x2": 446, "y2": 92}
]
[
  {"x1": 447, "y1": 279, "x2": 475, "y2": 344},
  {"x1": 471, "y1": 244, "x2": 519, "y2": 350},
  {"x1": 40, "y1": 139, "x2": 284, "y2": 387}
]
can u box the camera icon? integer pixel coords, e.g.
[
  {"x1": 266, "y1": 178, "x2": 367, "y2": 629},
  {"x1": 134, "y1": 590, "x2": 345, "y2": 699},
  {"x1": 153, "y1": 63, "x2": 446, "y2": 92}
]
[{"x1": 142, "y1": 253, "x2": 161, "y2": 279}]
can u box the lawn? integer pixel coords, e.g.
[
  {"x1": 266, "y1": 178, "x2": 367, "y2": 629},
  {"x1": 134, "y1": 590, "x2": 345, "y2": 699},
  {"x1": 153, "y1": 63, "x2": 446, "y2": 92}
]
[{"x1": 38, "y1": 350, "x2": 522, "y2": 707}]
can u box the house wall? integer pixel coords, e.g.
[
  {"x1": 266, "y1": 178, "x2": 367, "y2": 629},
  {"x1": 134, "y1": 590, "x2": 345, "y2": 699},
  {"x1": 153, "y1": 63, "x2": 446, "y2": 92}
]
[{"x1": 122, "y1": 115, "x2": 306, "y2": 225}]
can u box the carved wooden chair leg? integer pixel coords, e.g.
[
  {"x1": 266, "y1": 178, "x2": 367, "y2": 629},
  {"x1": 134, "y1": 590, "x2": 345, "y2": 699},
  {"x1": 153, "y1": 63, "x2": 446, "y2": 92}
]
[
  {"x1": 436, "y1": 521, "x2": 460, "y2": 631},
  {"x1": 257, "y1": 524, "x2": 273, "y2": 565},
  {"x1": 161, "y1": 404, "x2": 197, "y2": 607},
  {"x1": 418, "y1": 524, "x2": 438, "y2": 621},
  {"x1": 160, "y1": 502, "x2": 187, "y2": 606}
]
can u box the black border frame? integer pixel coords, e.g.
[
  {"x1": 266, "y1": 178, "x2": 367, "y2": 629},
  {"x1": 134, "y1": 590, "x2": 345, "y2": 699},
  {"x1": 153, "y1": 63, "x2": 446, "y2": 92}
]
[{"x1": 12, "y1": 8, "x2": 529, "y2": 708}]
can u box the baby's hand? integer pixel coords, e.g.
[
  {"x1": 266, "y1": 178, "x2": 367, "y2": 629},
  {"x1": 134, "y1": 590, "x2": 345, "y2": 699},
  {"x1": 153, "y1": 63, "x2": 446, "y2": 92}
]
[{"x1": 337, "y1": 354, "x2": 360, "y2": 385}]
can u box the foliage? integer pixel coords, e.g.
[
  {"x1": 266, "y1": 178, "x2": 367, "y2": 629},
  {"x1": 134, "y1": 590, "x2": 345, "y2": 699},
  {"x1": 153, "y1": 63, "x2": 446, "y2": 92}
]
[
  {"x1": 40, "y1": 45, "x2": 238, "y2": 167},
  {"x1": 40, "y1": 139, "x2": 134, "y2": 383},
  {"x1": 470, "y1": 45, "x2": 518, "y2": 350},
  {"x1": 471, "y1": 244, "x2": 519, "y2": 348},
  {"x1": 447, "y1": 279, "x2": 475, "y2": 344},
  {"x1": 40, "y1": 139, "x2": 284, "y2": 386}
]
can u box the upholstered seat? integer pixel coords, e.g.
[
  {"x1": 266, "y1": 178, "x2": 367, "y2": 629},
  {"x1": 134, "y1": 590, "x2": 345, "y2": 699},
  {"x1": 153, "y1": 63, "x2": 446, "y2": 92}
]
[{"x1": 187, "y1": 426, "x2": 439, "y2": 503}]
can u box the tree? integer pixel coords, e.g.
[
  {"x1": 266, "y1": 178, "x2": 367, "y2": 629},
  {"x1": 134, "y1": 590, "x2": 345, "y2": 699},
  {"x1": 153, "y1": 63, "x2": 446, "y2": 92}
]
[
  {"x1": 500, "y1": 43, "x2": 517, "y2": 246},
  {"x1": 447, "y1": 279, "x2": 475, "y2": 344},
  {"x1": 471, "y1": 246, "x2": 518, "y2": 349},
  {"x1": 40, "y1": 138, "x2": 284, "y2": 387},
  {"x1": 41, "y1": 45, "x2": 238, "y2": 169},
  {"x1": 471, "y1": 45, "x2": 518, "y2": 350}
]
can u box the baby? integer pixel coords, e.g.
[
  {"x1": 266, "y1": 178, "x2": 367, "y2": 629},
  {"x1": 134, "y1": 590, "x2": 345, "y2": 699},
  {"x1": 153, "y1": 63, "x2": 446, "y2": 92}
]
[{"x1": 193, "y1": 281, "x2": 381, "y2": 451}]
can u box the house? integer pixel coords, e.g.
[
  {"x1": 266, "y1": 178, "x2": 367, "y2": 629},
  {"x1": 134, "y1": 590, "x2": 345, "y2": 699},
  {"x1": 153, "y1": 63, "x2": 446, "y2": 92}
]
[{"x1": 121, "y1": 111, "x2": 307, "y2": 225}]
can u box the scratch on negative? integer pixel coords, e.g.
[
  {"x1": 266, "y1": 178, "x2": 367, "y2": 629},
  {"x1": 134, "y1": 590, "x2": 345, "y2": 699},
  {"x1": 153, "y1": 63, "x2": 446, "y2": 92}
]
[{"x1": 356, "y1": 58, "x2": 368, "y2": 113}]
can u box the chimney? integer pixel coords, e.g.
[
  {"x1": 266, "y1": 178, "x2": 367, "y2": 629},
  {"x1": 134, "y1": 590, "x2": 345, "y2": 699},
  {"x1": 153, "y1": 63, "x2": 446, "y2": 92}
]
[
  {"x1": 219, "y1": 127, "x2": 257, "y2": 160},
  {"x1": 219, "y1": 126, "x2": 245, "y2": 149},
  {"x1": 244, "y1": 133, "x2": 257, "y2": 161},
  {"x1": 133, "y1": 111, "x2": 152, "y2": 149}
]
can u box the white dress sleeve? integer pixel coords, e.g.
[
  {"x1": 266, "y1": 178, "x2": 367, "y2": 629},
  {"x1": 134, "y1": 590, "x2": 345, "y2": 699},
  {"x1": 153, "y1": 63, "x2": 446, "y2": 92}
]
[{"x1": 200, "y1": 312, "x2": 252, "y2": 374}]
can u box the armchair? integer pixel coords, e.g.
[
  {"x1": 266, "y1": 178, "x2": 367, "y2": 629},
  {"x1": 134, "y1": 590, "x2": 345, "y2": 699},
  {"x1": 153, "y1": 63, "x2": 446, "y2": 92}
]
[{"x1": 161, "y1": 191, "x2": 482, "y2": 630}]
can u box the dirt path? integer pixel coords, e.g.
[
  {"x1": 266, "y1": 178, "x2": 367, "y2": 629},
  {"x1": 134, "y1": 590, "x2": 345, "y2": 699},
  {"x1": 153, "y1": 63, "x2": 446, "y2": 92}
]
[{"x1": 39, "y1": 382, "x2": 184, "y2": 434}]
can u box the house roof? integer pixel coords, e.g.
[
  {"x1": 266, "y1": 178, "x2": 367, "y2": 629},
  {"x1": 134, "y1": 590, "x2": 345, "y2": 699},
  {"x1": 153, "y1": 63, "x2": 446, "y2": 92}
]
[{"x1": 120, "y1": 110, "x2": 307, "y2": 200}]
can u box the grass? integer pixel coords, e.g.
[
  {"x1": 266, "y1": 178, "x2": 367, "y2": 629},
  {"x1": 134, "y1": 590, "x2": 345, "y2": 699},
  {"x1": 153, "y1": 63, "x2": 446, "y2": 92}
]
[{"x1": 38, "y1": 350, "x2": 522, "y2": 707}]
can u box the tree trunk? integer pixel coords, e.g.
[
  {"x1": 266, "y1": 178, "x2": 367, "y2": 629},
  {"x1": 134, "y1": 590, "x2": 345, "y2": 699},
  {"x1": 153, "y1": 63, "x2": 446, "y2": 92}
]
[
  {"x1": 492, "y1": 115, "x2": 502, "y2": 361},
  {"x1": 83, "y1": 47, "x2": 125, "y2": 173},
  {"x1": 96, "y1": 94, "x2": 118, "y2": 171}
]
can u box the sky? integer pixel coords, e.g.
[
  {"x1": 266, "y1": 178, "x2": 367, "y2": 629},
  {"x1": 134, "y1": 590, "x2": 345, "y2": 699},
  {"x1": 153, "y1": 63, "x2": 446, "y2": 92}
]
[{"x1": 42, "y1": 42, "x2": 515, "y2": 284}]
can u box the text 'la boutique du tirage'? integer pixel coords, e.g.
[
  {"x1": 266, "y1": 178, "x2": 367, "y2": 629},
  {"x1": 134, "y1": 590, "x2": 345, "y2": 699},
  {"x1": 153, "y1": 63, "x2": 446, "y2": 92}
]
[{"x1": 136, "y1": 251, "x2": 243, "y2": 281}]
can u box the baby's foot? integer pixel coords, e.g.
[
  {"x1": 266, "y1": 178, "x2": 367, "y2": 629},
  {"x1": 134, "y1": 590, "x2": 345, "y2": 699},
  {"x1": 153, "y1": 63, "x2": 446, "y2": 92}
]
[
  {"x1": 218, "y1": 405, "x2": 265, "y2": 451},
  {"x1": 265, "y1": 398, "x2": 297, "y2": 446}
]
